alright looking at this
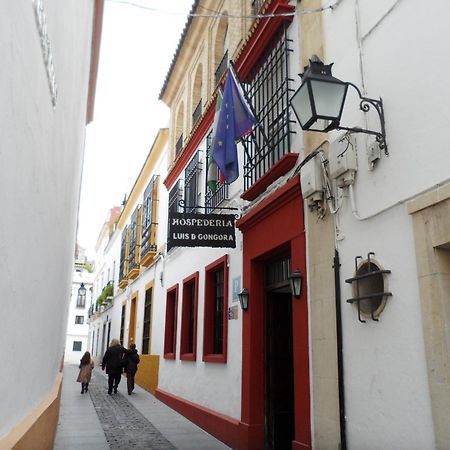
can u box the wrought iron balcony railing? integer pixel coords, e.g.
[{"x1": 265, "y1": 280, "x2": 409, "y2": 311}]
[
  {"x1": 192, "y1": 99, "x2": 202, "y2": 126},
  {"x1": 175, "y1": 133, "x2": 183, "y2": 156},
  {"x1": 215, "y1": 50, "x2": 228, "y2": 86}
]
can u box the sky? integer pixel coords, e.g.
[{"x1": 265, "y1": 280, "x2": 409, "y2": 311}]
[{"x1": 77, "y1": 0, "x2": 193, "y2": 257}]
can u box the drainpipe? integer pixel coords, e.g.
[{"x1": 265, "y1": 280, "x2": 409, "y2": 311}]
[{"x1": 333, "y1": 249, "x2": 347, "y2": 450}]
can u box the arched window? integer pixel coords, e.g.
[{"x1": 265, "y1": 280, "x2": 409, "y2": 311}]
[
  {"x1": 192, "y1": 64, "x2": 203, "y2": 126},
  {"x1": 214, "y1": 15, "x2": 229, "y2": 86},
  {"x1": 175, "y1": 101, "x2": 184, "y2": 156}
]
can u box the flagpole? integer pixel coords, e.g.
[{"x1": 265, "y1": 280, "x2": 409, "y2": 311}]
[{"x1": 229, "y1": 61, "x2": 273, "y2": 153}]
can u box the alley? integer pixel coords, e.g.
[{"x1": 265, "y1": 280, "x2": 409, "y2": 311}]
[{"x1": 54, "y1": 365, "x2": 230, "y2": 450}]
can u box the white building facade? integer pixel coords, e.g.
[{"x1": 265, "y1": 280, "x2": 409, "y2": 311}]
[
  {"x1": 64, "y1": 253, "x2": 94, "y2": 364},
  {"x1": 0, "y1": 1, "x2": 104, "y2": 448},
  {"x1": 88, "y1": 1, "x2": 450, "y2": 449}
]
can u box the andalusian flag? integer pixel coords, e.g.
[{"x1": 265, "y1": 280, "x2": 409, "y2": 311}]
[
  {"x1": 207, "y1": 89, "x2": 223, "y2": 193},
  {"x1": 212, "y1": 67, "x2": 256, "y2": 184}
]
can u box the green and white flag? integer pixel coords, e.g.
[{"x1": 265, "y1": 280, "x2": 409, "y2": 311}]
[{"x1": 207, "y1": 90, "x2": 223, "y2": 193}]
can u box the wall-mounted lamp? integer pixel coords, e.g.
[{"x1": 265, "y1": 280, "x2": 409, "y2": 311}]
[
  {"x1": 78, "y1": 282, "x2": 87, "y2": 298},
  {"x1": 290, "y1": 55, "x2": 387, "y2": 154},
  {"x1": 289, "y1": 270, "x2": 303, "y2": 298},
  {"x1": 238, "y1": 288, "x2": 249, "y2": 311}
]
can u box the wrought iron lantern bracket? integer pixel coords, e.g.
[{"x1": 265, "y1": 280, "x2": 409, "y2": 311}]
[{"x1": 337, "y1": 82, "x2": 388, "y2": 156}]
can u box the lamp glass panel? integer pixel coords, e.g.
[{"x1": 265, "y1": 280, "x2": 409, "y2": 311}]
[
  {"x1": 311, "y1": 80, "x2": 347, "y2": 118},
  {"x1": 291, "y1": 83, "x2": 313, "y2": 126}
]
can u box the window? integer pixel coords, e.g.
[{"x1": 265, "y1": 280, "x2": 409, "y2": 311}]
[
  {"x1": 192, "y1": 64, "x2": 203, "y2": 126},
  {"x1": 168, "y1": 180, "x2": 182, "y2": 214},
  {"x1": 128, "y1": 206, "x2": 142, "y2": 276},
  {"x1": 120, "y1": 304, "x2": 126, "y2": 345},
  {"x1": 73, "y1": 341, "x2": 82, "y2": 352},
  {"x1": 76, "y1": 286, "x2": 86, "y2": 308},
  {"x1": 164, "y1": 285, "x2": 178, "y2": 359},
  {"x1": 241, "y1": 26, "x2": 293, "y2": 189},
  {"x1": 75, "y1": 315, "x2": 84, "y2": 325},
  {"x1": 214, "y1": 17, "x2": 229, "y2": 86},
  {"x1": 203, "y1": 255, "x2": 228, "y2": 363},
  {"x1": 205, "y1": 130, "x2": 228, "y2": 213},
  {"x1": 142, "y1": 287, "x2": 153, "y2": 354},
  {"x1": 141, "y1": 176, "x2": 159, "y2": 262},
  {"x1": 180, "y1": 272, "x2": 199, "y2": 361},
  {"x1": 184, "y1": 152, "x2": 201, "y2": 213},
  {"x1": 119, "y1": 226, "x2": 130, "y2": 285},
  {"x1": 175, "y1": 102, "x2": 184, "y2": 157}
]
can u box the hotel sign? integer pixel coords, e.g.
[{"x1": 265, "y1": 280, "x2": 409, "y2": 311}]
[{"x1": 167, "y1": 212, "x2": 236, "y2": 251}]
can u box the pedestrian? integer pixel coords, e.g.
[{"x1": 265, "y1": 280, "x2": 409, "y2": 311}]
[
  {"x1": 77, "y1": 351, "x2": 94, "y2": 394},
  {"x1": 101, "y1": 338, "x2": 126, "y2": 394},
  {"x1": 124, "y1": 343, "x2": 140, "y2": 395}
]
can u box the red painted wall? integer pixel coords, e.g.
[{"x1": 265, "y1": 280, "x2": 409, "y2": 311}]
[{"x1": 237, "y1": 176, "x2": 311, "y2": 450}]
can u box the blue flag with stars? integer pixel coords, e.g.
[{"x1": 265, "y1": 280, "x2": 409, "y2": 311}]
[{"x1": 212, "y1": 67, "x2": 256, "y2": 184}]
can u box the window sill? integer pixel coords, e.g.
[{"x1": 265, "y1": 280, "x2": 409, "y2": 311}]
[
  {"x1": 180, "y1": 353, "x2": 196, "y2": 361},
  {"x1": 203, "y1": 353, "x2": 227, "y2": 364},
  {"x1": 241, "y1": 153, "x2": 298, "y2": 201},
  {"x1": 164, "y1": 353, "x2": 176, "y2": 360}
]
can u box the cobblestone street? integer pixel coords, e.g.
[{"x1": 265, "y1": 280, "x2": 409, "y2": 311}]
[{"x1": 54, "y1": 365, "x2": 230, "y2": 450}]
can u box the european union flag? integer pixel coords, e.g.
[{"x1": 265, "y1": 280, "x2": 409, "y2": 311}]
[{"x1": 212, "y1": 67, "x2": 256, "y2": 184}]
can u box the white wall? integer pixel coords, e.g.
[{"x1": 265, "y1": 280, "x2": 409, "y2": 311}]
[
  {"x1": 309, "y1": 0, "x2": 450, "y2": 447},
  {"x1": 64, "y1": 273, "x2": 93, "y2": 364},
  {"x1": 0, "y1": 0, "x2": 95, "y2": 439}
]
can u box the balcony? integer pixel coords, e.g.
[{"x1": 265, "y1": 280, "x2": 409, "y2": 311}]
[
  {"x1": 192, "y1": 99, "x2": 202, "y2": 127},
  {"x1": 141, "y1": 224, "x2": 157, "y2": 267},
  {"x1": 215, "y1": 50, "x2": 228, "y2": 86},
  {"x1": 175, "y1": 133, "x2": 183, "y2": 156}
]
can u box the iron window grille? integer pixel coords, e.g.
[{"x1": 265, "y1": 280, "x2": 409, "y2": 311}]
[
  {"x1": 141, "y1": 175, "x2": 159, "y2": 258},
  {"x1": 175, "y1": 133, "x2": 184, "y2": 156},
  {"x1": 192, "y1": 99, "x2": 202, "y2": 126},
  {"x1": 72, "y1": 341, "x2": 82, "y2": 352},
  {"x1": 213, "y1": 268, "x2": 225, "y2": 355},
  {"x1": 128, "y1": 206, "x2": 140, "y2": 273},
  {"x1": 184, "y1": 152, "x2": 202, "y2": 213},
  {"x1": 168, "y1": 180, "x2": 183, "y2": 214},
  {"x1": 142, "y1": 287, "x2": 153, "y2": 354},
  {"x1": 119, "y1": 226, "x2": 129, "y2": 283},
  {"x1": 205, "y1": 131, "x2": 228, "y2": 213},
  {"x1": 241, "y1": 26, "x2": 294, "y2": 190},
  {"x1": 215, "y1": 49, "x2": 228, "y2": 86}
]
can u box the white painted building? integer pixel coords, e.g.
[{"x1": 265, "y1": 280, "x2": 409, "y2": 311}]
[
  {"x1": 87, "y1": 1, "x2": 450, "y2": 449},
  {"x1": 64, "y1": 250, "x2": 94, "y2": 364},
  {"x1": 0, "y1": 1, "x2": 104, "y2": 448}
]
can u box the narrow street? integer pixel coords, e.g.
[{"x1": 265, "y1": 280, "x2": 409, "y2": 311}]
[{"x1": 54, "y1": 365, "x2": 230, "y2": 450}]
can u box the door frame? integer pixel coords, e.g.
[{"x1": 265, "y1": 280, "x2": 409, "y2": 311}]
[{"x1": 236, "y1": 176, "x2": 311, "y2": 450}]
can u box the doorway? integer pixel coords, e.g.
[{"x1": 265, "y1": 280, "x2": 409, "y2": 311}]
[
  {"x1": 128, "y1": 296, "x2": 137, "y2": 346},
  {"x1": 265, "y1": 260, "x2": 295, "y2": 450}
]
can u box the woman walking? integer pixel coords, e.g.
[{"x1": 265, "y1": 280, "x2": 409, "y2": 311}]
[
  {"x1": 124, "y1": 343, "x2": 140, "y2": 395},
  {"x1": 77, "y1": 351, "x2": 94, "y2": 394},
  {"x1": 101, "y1": 339, "x2": 125, "y2": 394}
]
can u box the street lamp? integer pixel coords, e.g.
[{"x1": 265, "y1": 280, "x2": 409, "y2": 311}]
[
  {"x1": 289, "y1": 270, "x2": 303, "y2": 299},
  {"x1": 238, "y1": 288, "x2": 249, "y2": 311},
  {"x1": 290, "y1": 55, "x2": 387, "y2": 154},
  {"x1": 78, "y1": 282, "x2": 87, "y2": 298}
]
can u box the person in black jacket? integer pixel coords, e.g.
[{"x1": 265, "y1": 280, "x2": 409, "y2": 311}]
[
  {"x1": 124, "y1": 343, "x2": 140, "y2": 395},
  {"x1": 101, "y1": 339, "x2": 126, "y2": 394}
]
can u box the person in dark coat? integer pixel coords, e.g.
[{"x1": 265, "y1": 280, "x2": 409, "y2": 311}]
[
  {"x1": 101, "y1": 338, "x2": 125, "y2": 394},
  {"x1": 124, "y1": 343, "x2": 140, "y2": 395}
]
